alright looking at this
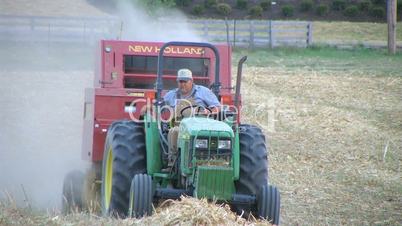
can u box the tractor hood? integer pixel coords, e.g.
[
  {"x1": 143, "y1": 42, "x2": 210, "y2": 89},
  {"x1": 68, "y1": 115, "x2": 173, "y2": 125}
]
[{"x1": 179, "y1": 117, "x2": 234, "y2": 139}]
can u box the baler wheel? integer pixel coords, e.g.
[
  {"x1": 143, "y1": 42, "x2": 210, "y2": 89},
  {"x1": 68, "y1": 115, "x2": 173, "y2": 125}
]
[
  {"x1": 101, "y1": 120, "x2": 146, "y2": 218},
  {"x1": 61, "y1": 164, "x2": 101, "y2": 214},
  {"x1": 128, "y1": 174, "x2": 153, "y2": 218},
  {"x1": 62, "y1": 170, "x2": 85, "y2": 213}
]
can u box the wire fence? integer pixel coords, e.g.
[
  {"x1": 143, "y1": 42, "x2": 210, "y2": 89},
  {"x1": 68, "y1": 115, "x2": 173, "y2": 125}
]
[
  {"x1": 0, "y1": 15, "x2": 313, "y2": 48},
  {"x1": 186, "y1": 19, "x2": 312, "y2": 48}
]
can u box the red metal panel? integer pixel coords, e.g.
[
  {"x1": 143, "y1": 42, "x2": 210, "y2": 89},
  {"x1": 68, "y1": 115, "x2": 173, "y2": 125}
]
[
  {"x1": 92, "y1": 88, "x2": 150, "y2": 162},
  {"x1": 98, "y1": 41, "x2": 232, "y2": 90}
]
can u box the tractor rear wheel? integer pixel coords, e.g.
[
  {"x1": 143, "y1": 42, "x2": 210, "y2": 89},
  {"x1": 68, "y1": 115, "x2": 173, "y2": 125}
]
[
  {"x1": 257, "y1": 184, "x2": 280, "y2": 225},
  {"x1": 101, "y1": 120, "x2": 146, "y2": 217},
  {"x1": 128, "y1": 174, "x2": 153, "y2": 218},
  {"x1": 234, "y1": 124, "x2": 269, "y2": 214}
]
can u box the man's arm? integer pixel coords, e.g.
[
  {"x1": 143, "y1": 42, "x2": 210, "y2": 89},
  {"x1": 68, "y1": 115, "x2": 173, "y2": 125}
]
[
  {"x1": 163, "y1": 90, "x2": 176, "y2": 107},
  {"x1": 198, "y1": 86, "x2": 221, "y2": 113}
]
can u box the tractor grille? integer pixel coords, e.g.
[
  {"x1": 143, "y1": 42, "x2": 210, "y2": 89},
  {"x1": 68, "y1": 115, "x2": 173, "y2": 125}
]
[{"x1": 191, "y1": 137, "x2": 232, "y2": 166}]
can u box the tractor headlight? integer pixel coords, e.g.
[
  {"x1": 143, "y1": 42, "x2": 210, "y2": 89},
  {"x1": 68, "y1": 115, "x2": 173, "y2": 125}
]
[
  {"x1": 195, "y1": 139, "x2": 208, "y2": 149},
  {"x1": 218, "y1": 140, "x2": 231, "y2": 149}
]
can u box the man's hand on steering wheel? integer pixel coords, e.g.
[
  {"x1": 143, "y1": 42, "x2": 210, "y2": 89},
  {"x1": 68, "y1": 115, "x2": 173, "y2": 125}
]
[
  {"x1": 180, "y1": 104, "x2": 211, "y2": 117},
  {"x1": 179, "y1": 105, "x2": 221, "y2": 118}
]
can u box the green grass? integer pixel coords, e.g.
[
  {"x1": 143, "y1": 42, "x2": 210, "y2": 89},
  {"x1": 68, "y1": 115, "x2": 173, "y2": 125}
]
[
  {"x1": 234, "y1": 46, "x2": 402, "y2": 76},
  {"x1": 313, "y1": 21, "x2": 402, "y2": 44}
]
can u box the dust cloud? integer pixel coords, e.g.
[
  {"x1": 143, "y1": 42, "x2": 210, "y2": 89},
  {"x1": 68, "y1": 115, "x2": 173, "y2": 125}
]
[
  {"x1": 115, "y1": 1, "x2": 202, "y2": 42},
  {"x1": 0, "y1": 0, "x2": 201, "y2": 210}
]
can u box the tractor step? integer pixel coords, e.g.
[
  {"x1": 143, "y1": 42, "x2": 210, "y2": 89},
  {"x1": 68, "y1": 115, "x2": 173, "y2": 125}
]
[
  {"x1": 154, "y1": 187, "x2": 256, "y2": 205},
  {"x1": 154, "y1": 188, "x2": 192, "y2": 199},
  {"x1": 231, "y1": 193, "x2": 256, "y2": 205}
]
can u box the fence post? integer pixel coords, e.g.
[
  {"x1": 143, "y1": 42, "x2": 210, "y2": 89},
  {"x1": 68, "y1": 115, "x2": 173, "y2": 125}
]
[
  {"x1": 203, "y1": 20, "x2": 209, "y2": 40},
  {"x1": 225, "y1": 18, "x2": 230, "y2": 46},
  {"x1": 269, "y1": 20, "x2": 274, "y2": 48},
  {"x1": 307, "y1": 22, "x2": 313, "y2": 46},
  {"x1": 233, "y1": 19, "x2": 236, "y2": 48},
  {"x1": 269, "y1": 20, "x2": 275, "y2": 49},
  {"x1": 249, "y1": 20, "x2": 254, "y2": 49}
]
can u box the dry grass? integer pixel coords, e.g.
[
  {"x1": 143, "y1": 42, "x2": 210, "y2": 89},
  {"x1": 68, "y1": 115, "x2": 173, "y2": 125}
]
[
  {"x1": 237, "y1": 52, "x2": 402, "y2": 224},
  {"x1": 0, "y1": 196, "x2": 272, "y2": 226}
]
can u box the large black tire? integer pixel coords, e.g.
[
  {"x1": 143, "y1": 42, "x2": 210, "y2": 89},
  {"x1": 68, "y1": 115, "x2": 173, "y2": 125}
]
[
  {"x1": 234, "y1": 124, "x2": 269, "y2": 214},
  {"x1": 101, "y1": 120, "x2": 146, "y2": 218},
  {"x1": 257, "y1": 184, "x2": 280, "y2": 225},
  {"x1": 128, "y1": 174, "x2": 153, "y2": 218},
  {"x1": 62, "y1": 170, "x2": 85, "y2": 214}
]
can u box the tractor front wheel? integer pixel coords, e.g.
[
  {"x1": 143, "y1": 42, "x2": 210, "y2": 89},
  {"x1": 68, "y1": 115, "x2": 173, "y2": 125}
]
[
  {"x1": 101, "y1": 121, "x2": 146, "y2": 217},
  {"x1": 257, "y1": 184, "x2": 280, "y2": 225},
  {"x1": 128, "y1": 174, "x2": 153, "y2": 218}
]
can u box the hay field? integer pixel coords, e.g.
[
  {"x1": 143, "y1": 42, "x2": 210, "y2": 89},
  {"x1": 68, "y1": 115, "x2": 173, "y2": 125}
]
[
  {"x1": 235, "y1": 47, "x2": 402, "y2": 225},
  {"x1": 0, "y1": 44, "x2": 401, "y2": 225}
]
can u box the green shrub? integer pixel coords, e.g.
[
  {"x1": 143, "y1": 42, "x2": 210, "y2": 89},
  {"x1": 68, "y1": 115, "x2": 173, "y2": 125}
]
[
  {"x1": 236, "y1": 0, "x2": 247, "y2": 9},
  {"x1": 371, "y1": 0, "x2": 385, "y2": 5},
  {"x1": 249, "y1": 5, "x2": 263, "y2": 17},
  {"x1": 359, "y1": 0, "x2": 371, "y2": 11},
  {"x1": 204, "y1": 0, "x2": 217, "y2": 8},
  {"x1": 216, "y1": 3, "x2": 232, "y2": 16},
  {"x1": 300, "y1": 0, "x2": 313, "y2": 12},
  {"x1": 175, "y1": 0, "x2": 191, "y2": 7},
  {"x1": 192, "y1": 4, "x2": 204, "y2": 15},
  {"x1": 344, "y1": 5, "x2": 359, "y2": 17},
  {"x1": 332, "y1": 0, "x2": 346, "y2": 11},
  {"x1": 260, "y1": 0, "x2": 271, "y2": 11},
  {"x1": 369, "y1": 6, "x2": 385, "y2": 18},
  {"x1": 397, "y1": 1, "x2": 402, "y2": 12},
  {"x1": 316, "y1": 4, "x2": 329, "y2": 16},
  {"x1": 399, "y1": 7, "x2": 402, "y2": 21},
  {"x1": 282, "y1": 5, "x2": 294, "y2": 17}
]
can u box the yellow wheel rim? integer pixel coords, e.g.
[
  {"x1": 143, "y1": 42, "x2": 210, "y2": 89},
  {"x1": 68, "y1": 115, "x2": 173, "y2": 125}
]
[
  {"x1": 104, "y1": 147, "x2": 113, "y2": 210},
  {"x1": 129, "y1": 186, "x2": 134, "y2": 217}
]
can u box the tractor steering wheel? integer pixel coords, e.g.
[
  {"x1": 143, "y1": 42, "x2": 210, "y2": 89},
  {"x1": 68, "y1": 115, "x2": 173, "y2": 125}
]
[{"x1": 179, "y1": 104, "x2": 212, "y2": 118}]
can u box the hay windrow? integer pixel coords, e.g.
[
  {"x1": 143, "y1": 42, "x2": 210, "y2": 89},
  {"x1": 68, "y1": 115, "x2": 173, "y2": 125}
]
[
  {"x1": 1, "y1": 196, "x2": 272, "y2": 226},
  {"x1": 130, "y1": 196, "x2": 271, "y2": 226}
]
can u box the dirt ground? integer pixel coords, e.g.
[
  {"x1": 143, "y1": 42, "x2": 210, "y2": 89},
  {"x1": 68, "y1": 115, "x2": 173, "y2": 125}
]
[{"x1": 239, "y1": 65, "x2": 402, "y2": 225}]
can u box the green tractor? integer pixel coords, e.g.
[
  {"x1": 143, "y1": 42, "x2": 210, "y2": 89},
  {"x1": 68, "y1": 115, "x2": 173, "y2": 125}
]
[{"x1": 100, "y1": 42, "x2": 280, "y2": 224}]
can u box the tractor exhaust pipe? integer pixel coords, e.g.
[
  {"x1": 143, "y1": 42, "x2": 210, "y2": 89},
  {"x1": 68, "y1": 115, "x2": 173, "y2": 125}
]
[{"x1": 234, "y1": 56, "x2": 247, "y2": 120}]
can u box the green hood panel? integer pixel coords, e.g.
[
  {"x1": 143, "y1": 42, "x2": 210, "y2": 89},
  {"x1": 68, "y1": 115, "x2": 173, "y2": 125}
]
[{"x1": 179, "y1": 117, "x2": 234, "y2": 138}]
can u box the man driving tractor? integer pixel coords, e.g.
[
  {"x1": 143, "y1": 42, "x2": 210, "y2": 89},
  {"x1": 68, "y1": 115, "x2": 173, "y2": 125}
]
[
  {"x1": 163, "y1": 68, "x2": 220, "y2": 112},
  {"x1": 163, "y1": 68, "x2": 221, "y2": 167}
]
